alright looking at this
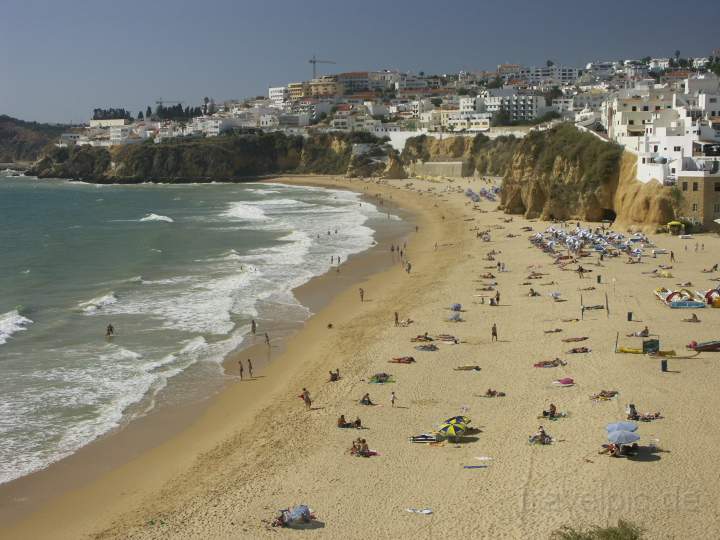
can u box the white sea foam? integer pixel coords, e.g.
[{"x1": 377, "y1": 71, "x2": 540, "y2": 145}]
[
  {"x1": 78, "y1": 292, "x2": 118, "y2": 314},
  {"x1": 222, "y1": 202, "x2": 268, "y2": 221},
  {"x1": 0, "y1": 310, "x2": 33, "y2": 345},
  {"x1": 140, "y1": 213, "x2": 174, "y2": 223},
  {"x1": 0, "y1": 180, "x2": 397, "y2": 486}
]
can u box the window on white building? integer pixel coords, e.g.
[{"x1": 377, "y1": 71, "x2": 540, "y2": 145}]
[
  {"x1": 692, "y1": 203, "x2": 698, "y2": 211},
  {"x1": 693, "y1": 182, "x2": 698, "y2": 191},
  {"x1": 673, "y1": 146, "x2": 681, "y2": 151}
]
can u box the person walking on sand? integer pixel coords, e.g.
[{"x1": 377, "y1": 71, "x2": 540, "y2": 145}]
[
  {"x1": 264, "y1": 332, "x2": 270, "y2": 346},
  {"x1": 251, "y1": 319, "x2": 257, "y2": 335},
  {"x1": 495, "y1": 290, "x2": 500, "y2": 305},
  {"x1": 359, "y1": 288, "x2": 365, "y2": 302},
  {"x1": 238, "y1": 360, "x2": 244, "y2": 380},
  {"x1": 670, "y1": 251, "x2": 675, "y2": 263},
  {"x1": 491, "y1": 323, "x2": 498, "y2": 342},
  {"x1": 391, "y1": 391, "x2": 397, "y2": 407},
  {"x1": 247, "y1": 358, "x2": 253, "y2": 378},
  {"x1": 302, "y1": 388, "x2": 312, "y2": 410},
  {"x1": 394, "y1": 311, "x2": 399, "y2": 327}
]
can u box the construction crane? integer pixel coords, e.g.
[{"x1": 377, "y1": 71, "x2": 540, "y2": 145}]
[{"x1": 308, "y1": 55, "x2": 336, "y2": 79}]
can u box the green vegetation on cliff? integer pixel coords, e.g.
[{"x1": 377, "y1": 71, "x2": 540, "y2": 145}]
[
  {"x1": 401, "y1": 124, "x2": 677, "y2": 226},
  {"x1": 30, "y1": 131, "x2": 384, "y2": 182},
  {"x1": 0, "y1": 115, "x2": 67, "y2": 163}
]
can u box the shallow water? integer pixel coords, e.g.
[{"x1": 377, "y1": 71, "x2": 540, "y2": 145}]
[{"x1": 0, "y1": 174, "x2": 396, "y2": 484}]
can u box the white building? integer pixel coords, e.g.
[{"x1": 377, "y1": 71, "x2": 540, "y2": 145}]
[
  {"x1": 484, "y1": 89, "x2": 547, "y2": 122},
  {"x1": 603, "y1": 74, "x2": 720, "y2": 184},
  {"x1": 268, "y1": 86, "x2": 289, "y2": 106},
  {"x1": 649, "y1": 58, "x2": 671, "y2": 72},
  {"x1": 519, "y1": 65, "x2": 580, "y2": 85},
  {"x1": 88, "y1": 118, "x2": 129, "y2": 128}
]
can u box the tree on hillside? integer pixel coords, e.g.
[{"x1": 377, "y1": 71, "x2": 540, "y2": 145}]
[
  {"x1": 486, "y1": 76, "x2": 503, "y2": 89},
  {"x1": 546, "y1": 59, "x2": 554, "y2": 67},
  {"x1": 542, "y1": 86, "x2": 563, "y2": 105},
  {"x1": 146, "y1": 106, "x2": 152, "y2": 119},
  {"x1": 430, "y1": 98, "x2": 443, "y2": 107},
  {"x1": 137, "y1": 111, "x2": 144, "y2": 120},
  {"x1": 641, "y1": 56, "x2": 651, "y2": 64}
]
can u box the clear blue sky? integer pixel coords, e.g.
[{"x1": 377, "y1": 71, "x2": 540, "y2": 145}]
[{"x1": 2, "y1": 0, "x2": 718, "y2": 123}]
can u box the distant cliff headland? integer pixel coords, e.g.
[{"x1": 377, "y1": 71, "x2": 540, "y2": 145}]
[
  {"x1": 27, "y1": 131, "x2": 403, "y2": 183},
  {"x1": 24, "y1": 123, "x2": 679, "y2": 226},
  {"x1": 0, "y1": 115, "x2": 67, "y2": 163}
]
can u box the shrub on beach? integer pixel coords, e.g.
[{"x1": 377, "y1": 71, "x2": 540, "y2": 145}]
[{"x1": 551, "y1": 519, "x2": 644, "y2": 540}]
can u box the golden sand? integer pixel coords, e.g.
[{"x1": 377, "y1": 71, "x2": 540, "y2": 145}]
[{"x1": 3, "y1": 175, "x2": 720, "y2": 539}]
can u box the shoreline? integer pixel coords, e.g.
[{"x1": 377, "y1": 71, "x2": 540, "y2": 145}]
[
  {"x1": 0, "y1": 176, "x2": 419, "y2": 532},
  {"x1": 5, "y1": 175, "x2": 720, "y2": 539}
]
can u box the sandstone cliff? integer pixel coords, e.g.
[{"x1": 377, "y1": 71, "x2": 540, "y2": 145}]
[
  {"x1": 401, "y1": 124, "x2": 679, "y2": 227},
  {"x1": 29, "y1": 131, "x2": 383, "y2": 182}
]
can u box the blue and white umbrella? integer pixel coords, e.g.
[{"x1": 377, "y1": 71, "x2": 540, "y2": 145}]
[
  {"x1": 608, "y1": 430, "x2": 640, "y2": 445},
  {"x1": 606, "y1": 421, "x2": 638, "y2": 433}
]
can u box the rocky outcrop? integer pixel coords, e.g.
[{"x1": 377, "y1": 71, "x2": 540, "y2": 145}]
[
  {"x1": 29, "y1": 131, "x2": 384, "y2": 182},
  {"x1": 0, "y1": 115, "x2": 67, "y2": 163},
  {"x1": 381, "y1": 151, "x2": 407, "y2": 179},
  {"x1": 613, "y1": 152, "x2": 677, "y2": 228},
  {"x1": 402, "y1": 124, "x2": 680, "y2": 227}
]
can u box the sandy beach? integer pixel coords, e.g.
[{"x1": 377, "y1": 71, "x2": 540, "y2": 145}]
[{"x1": 3, "y1": 175, "x2": 720, "y2": 539}]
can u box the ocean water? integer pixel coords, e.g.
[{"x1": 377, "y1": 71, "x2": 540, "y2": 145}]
[{"x1": 0, "y1": 173, "x2": 397, "y2": 484}]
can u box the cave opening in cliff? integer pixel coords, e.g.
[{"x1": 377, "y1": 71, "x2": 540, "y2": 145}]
[{"x1": 600, "y1": 208, "x2": 617, "y2": 222}]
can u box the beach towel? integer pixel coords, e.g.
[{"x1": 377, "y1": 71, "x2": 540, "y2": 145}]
[{"x1": 553, "y1": 377, "x2": 574, "y2": 387}]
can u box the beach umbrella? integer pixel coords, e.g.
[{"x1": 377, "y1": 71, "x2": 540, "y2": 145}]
[
  {"x1": 606, "y1": 421, "x2": 638, "y2": 433},
  {"x1": 607, "y1": 430, "x2": 640, "y2": 445},
  {"x1": 437, "y1": 422, "x2": 467, "y2": 438},
  {"x1": 445, "y1": 415, "x2": 471, "y2": 426}
]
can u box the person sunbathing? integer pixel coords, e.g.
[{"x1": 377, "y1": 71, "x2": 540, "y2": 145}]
[
  {"x1": 529, "y1": 288, "x2": 540, "y2": 297},
  {"x1": 544, "y1": 328, "x2": 562, "y2": 334},
  {"x1": 411, "y1": 332, "x2": 433, "y2": 342},
  {"x1": 568, "y1": 346, "x2": 591, "y2": 353},
  {"x1": 542, "y1": 403, "x2": 558, "y2": 418},
  {"x1": 454, "y1": 365, "x2": 481, "y2": 371},
  {"x1": 337, "y1": 415, "x2": 353, "y2": 428},
  {"x1": 484, "y1": 388, "x2": 506, "y2": 397},
  {"x1": 353, "y1": 417, "x2": 362, "y2": 429},
  {"x1": 626, "y1": 326, "x2": 650, "y2": 338},
  {"x1": 702, "y1": 264, "x2": 719, "y2": 273},
  {"x1": 682, "y1": 313, "x2": 701, "y2": 323},
  {"x1": 389, "y1": 356, "x2": 416, "y2": 364},
  {"x1": 359, "y1": 393, "x2": 374, "y2": 406},
  {"x1": 329, "y1": 370, "x2": 340, "y2": 382},
  {"x1": 591, "y1": 390, "x2": 618, "y2": 400},
  {"x1": 529, "y1": 426, "x2": 552, "y2": 445},
  {"x1": 534, "y1": 358, "x2": 567, "y2": 368},
  {"x1": 599, "y1": 443, "x2": 622, "y2": 457}
]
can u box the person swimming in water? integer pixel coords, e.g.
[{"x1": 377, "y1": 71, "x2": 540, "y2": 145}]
[{"x1": 106, "y1": 323, "x2": 114, "y2": 337}]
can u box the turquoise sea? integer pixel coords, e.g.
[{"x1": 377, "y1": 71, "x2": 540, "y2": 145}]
[{"x1": 0, "y1": 172, "x2": 395, "y2": 484}]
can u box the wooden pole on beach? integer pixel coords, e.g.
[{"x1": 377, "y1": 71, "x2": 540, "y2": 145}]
[
  {"x1": 605, "y1": 293, "x2": 610, "y2": 318},
  {"x1": 580, "y1": 294, "x2": 584, "y2": 320},
  {"x1": 614, "y1": 331, "x2": 619, "y2": 353}
]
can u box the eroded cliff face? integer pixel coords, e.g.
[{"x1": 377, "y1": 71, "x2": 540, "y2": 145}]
[
  {"x1": 502, "y1": 151, "x2": 676, "y2": 227},
  {"x1": 613, "y1": 152, "x2": 677, "y2": 228},
  {"x1": 402, "y1": 125, "x2": 678, "y2": 228}
]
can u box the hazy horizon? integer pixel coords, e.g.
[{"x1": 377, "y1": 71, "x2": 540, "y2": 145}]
[{"x1": 2, "y1": 0, "x2": 719, "y2": 124}]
